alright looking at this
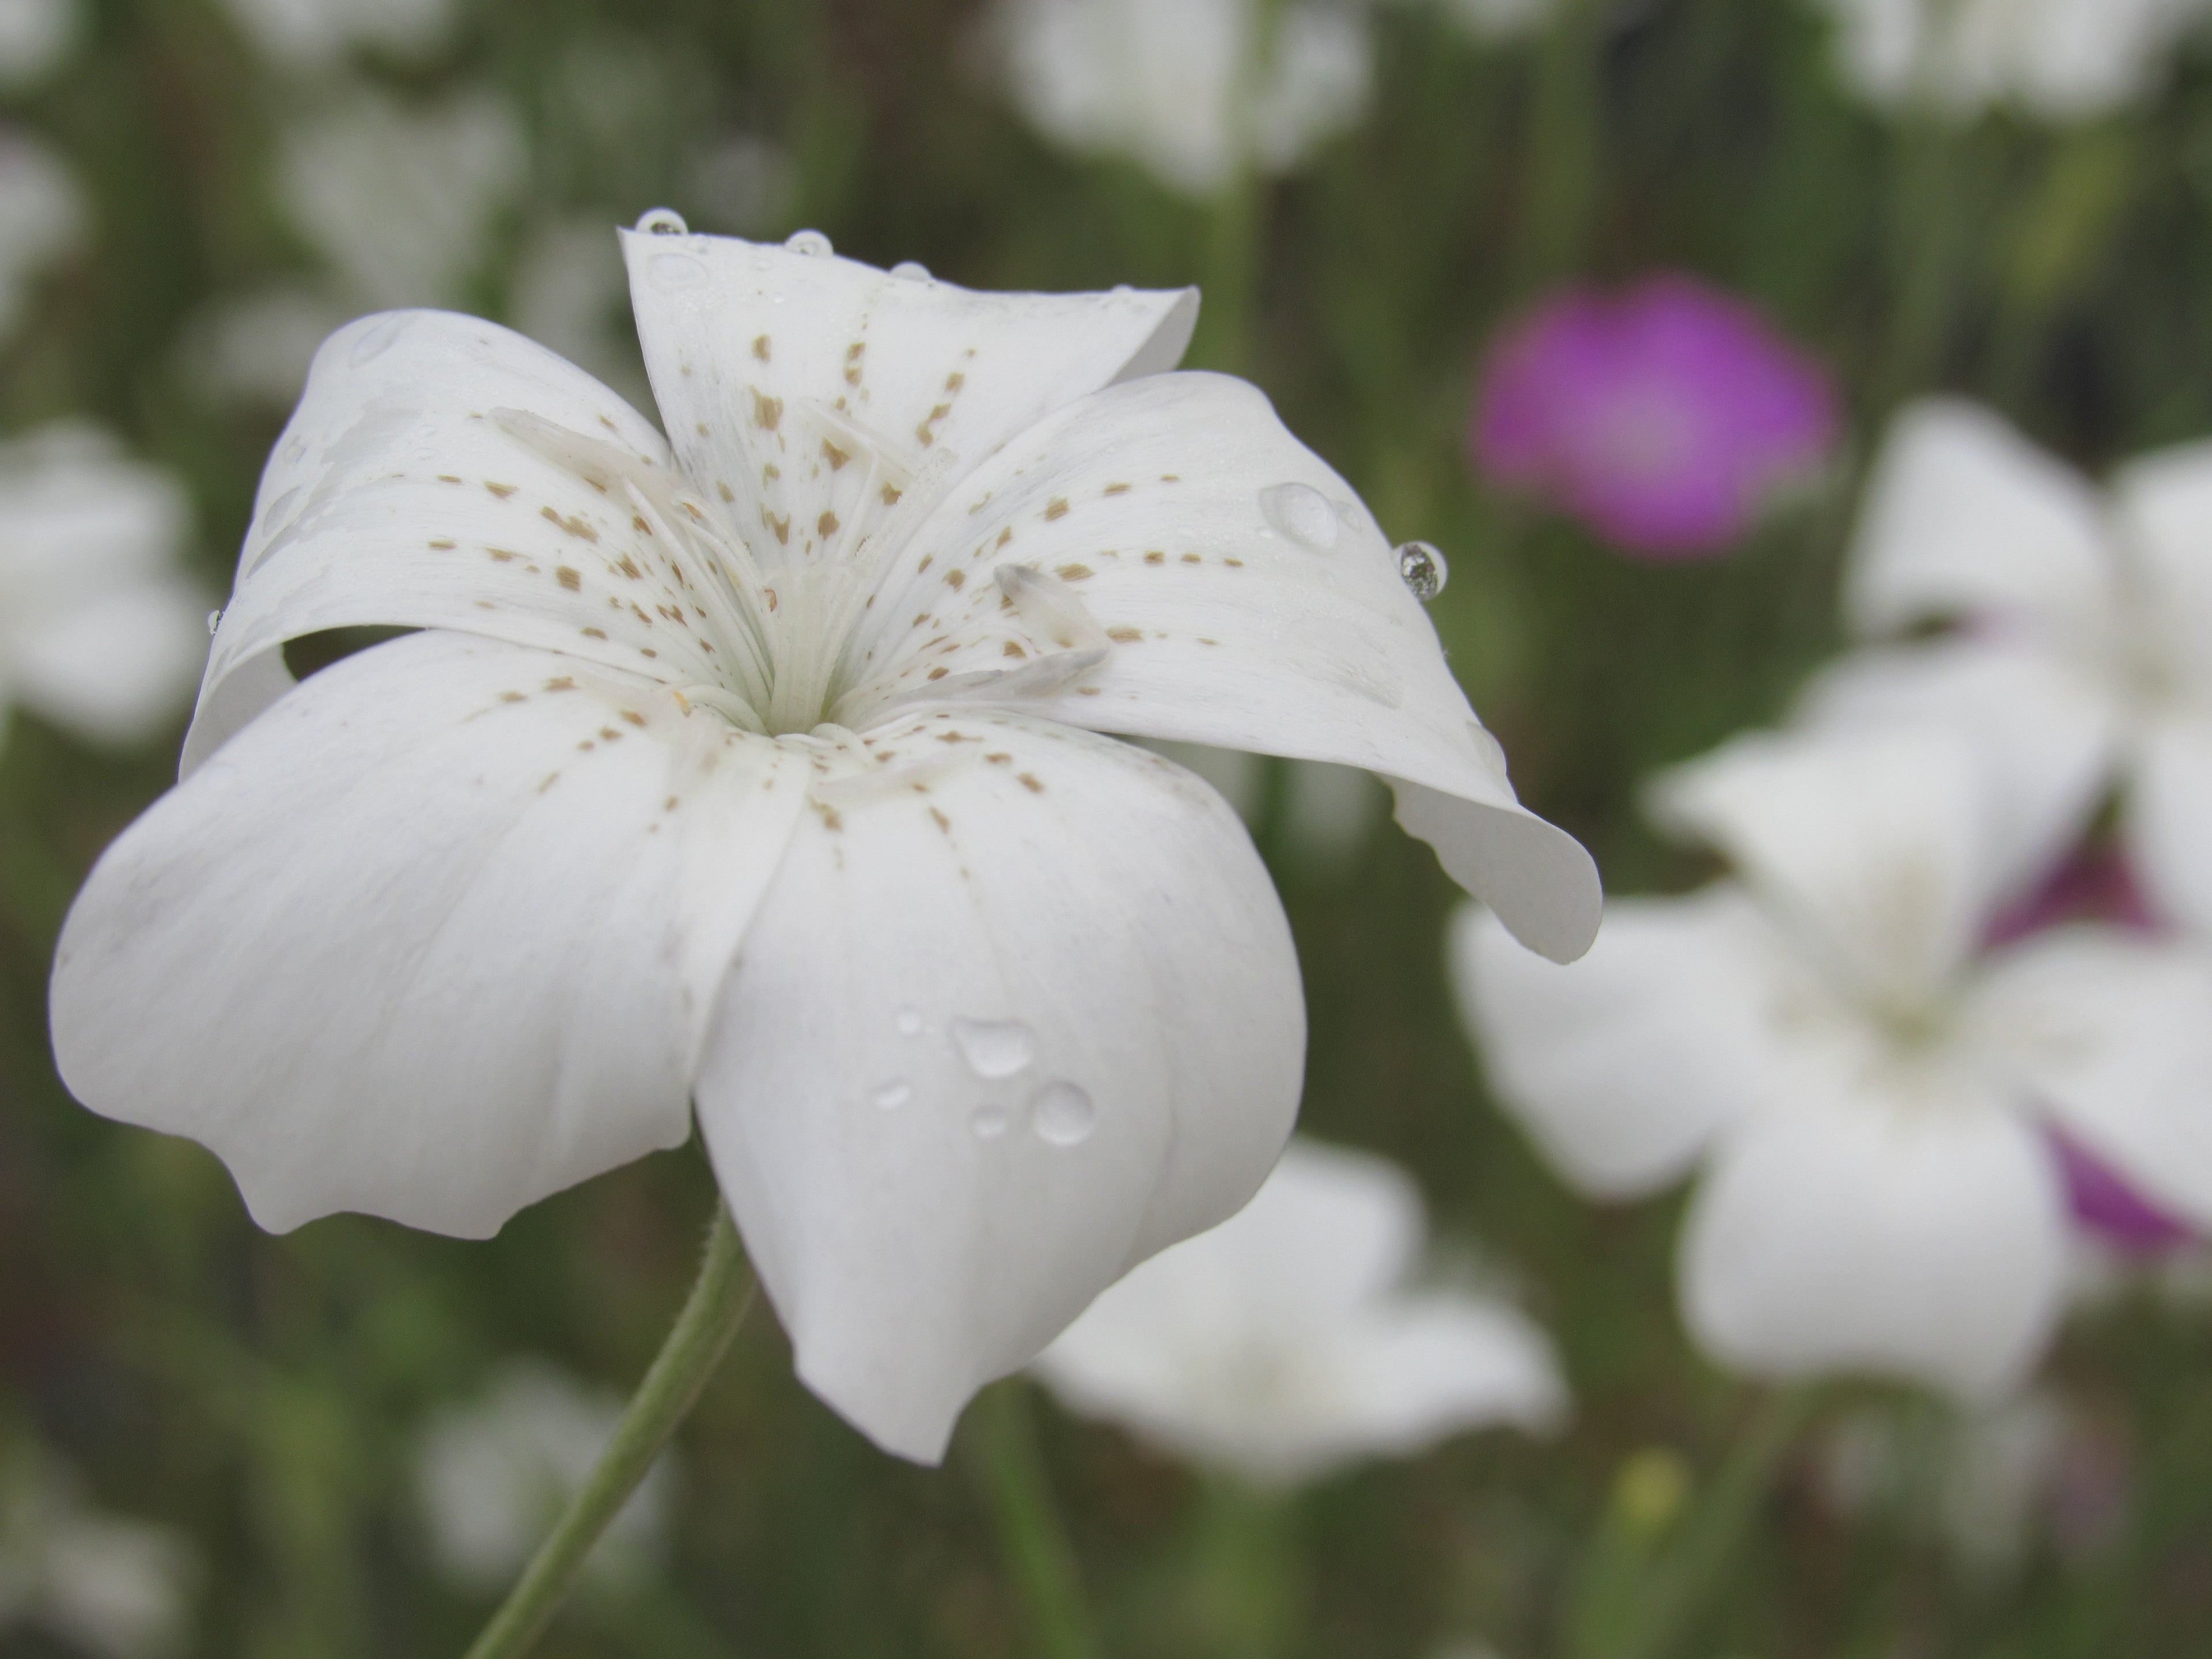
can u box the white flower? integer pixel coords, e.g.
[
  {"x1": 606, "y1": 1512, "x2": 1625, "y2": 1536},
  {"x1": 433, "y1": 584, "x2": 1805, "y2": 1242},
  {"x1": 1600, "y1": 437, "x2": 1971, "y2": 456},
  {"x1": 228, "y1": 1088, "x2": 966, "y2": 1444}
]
[
  {"x1": 1809, "y1": 0, "x2": 2212, "y2": 120},
  {"x1": 987, "y1": 0, "x2": 1372, "y2": 198},
  {"x1": 1455, "y1": 725, "x2": 2212, "y2": 1399},
  {"x1": 0, "y1": 0, "x2": 76, "y2": 88},
  {"x1": 415, "y1": 1360, "x2": 673, "y2": 1590},
  {"x1": 1033, "y1": 1138, "x2": 1567, "y2": 1482},
  {"x1": 0, "y1": 1451, "x2": 195, "y2": 1659},
  {"x1": 51, "y1": 225, "x2": 1598, "y2": 1462},
  {"x1": 0, "y1": 129, "x2": 83, "y2": 344},
  {"x1": 218, "y1": 0, "x2": 454, "y2": 70},
  {"x1": 1805, "y1": 398, "x2": 2212, "y2": 934},
  {"x1": 0, "y1": 423, "x2": 207, "y2": 749}
]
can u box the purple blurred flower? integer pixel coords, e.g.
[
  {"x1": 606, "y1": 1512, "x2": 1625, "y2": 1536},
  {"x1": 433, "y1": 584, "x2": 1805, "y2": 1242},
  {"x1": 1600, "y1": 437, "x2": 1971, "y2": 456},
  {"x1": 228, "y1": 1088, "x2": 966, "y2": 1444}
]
[
  {"x1": 1471, "y1": 274, "x2": 1837, "y2": 558},
  {"x1": 2050, "y1": 1131, "x2": 2193, "y2": 1255}
]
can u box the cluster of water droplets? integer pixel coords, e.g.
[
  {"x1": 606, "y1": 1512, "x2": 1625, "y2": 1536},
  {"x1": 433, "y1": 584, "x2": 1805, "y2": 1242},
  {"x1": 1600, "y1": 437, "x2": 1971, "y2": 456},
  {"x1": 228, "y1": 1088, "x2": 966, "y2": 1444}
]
[
  {"x1": 1255, "y1": 482, "x2": 1448, "y2": 602},
  {"x1": 869, "y1": 1007, "x2": 1097, "y2": 1148}
]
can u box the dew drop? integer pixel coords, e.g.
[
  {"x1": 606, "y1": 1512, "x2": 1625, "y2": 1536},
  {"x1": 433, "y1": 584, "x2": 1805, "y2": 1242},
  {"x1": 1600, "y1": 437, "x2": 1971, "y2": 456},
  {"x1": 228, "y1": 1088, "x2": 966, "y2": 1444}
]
[
  {"x1": 206, "y1": 609, "x2": 222, "y2": 636},
  {"x1": 970, "y1": 1105, "x2": 1012, "y2": 1141},
  {"x1": 871, "y1": 1080, "x2": 912, "y2": 1111},
  {"x1": 895, "y1": 1006, "x2": 925, "y2": 1037},
  {"x1": 785, "y1": 228, "x2": 834, "y2": 258},
  {"x1": 1257, "y1": 482, "x2": 1339, "y2": 550},
  {"x1": 1029, "y1": 1081, "x2": 1096, "y2": 1147},
  {"x1": 650, "y1": 252, "x2": 707, "y2": 289},
  {"x1": 635, "y1": 207, "x2": 689, "y2": 236},
  {"x1": 953, "y1": 1017, "x2": 1035, "y2": 1078},
  {"x1": 1468, "y1": 721, "x2": 1509, "y2": 783},
  {"x1": 1395, "y1": 540, "x2": 1448, "y2": 602},
  {"x1": 348, "y1": 313, "x2": 407, "y2": 366},
  {"x1": 890, "y1": 260, "x2": 931, "y2": 281}
]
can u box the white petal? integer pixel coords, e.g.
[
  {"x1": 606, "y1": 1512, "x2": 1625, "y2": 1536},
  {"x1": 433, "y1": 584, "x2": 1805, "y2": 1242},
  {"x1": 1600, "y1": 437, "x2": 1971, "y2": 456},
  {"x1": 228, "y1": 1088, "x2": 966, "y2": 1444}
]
[
  {"x1": 619, "y1": 225, "x2": 1196, "y2": 571},
  {"x1": 2111, "y1": 437, "x2": 2212, "y2": 623},
  {"x1": 1796, "y1": 637, "x2": 2122, "y2": 902},
  {"x1": 1317, "y1": 1296, "x2": 1567, "y2": 1455},
  {"x1": 51, "y1": 631, "x2": 809, "y2": 1237},
  {"x1": 2128, "y1": 712, "x2": 2212, "y2": 934},
  {"x1": 1973, "y1": 929, "x2": 2212, "y2": 1227},
  {"x1": 12, "y1": 576, "x2": 209, "y2": 744},
  {"x1": 1844, "y1": 399, "x2": 2111, "y2": 639},
  {"x1": 837, "y1": 370, "x2": 1598, "y2": 961},
  {"x1": 192, "y1": 309, "x2": 748, "y2": 774},
  {"x1": 1650, "y1": 726, "x2": 2003, "y2": 997},
  {"x1": 692, "y1": 712, "x2": 1302, "y2": 1463},
  {"x1": 1450, "y1": 891, "x2": 1796, "y2": 1198},
  {"x1": 1681, "y1": 1097, "x2": 2066, "y2": 1399}
]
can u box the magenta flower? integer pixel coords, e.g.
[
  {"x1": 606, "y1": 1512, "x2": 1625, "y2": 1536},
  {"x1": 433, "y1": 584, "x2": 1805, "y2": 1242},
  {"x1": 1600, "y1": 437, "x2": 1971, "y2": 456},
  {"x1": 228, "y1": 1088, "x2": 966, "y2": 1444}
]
[
  {"x1": 2051, "y1": 1132, "x2": 2194, "y2": 1255},
  {"x1": 1471, "y1": 274, "x2": 1837, "y2": 559}
]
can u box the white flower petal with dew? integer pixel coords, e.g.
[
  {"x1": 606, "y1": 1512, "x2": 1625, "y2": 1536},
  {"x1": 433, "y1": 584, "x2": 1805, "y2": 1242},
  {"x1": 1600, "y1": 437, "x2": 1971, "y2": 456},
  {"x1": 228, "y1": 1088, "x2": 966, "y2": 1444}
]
[
  {"x1": 415, "y1": 1360, "x2": 672, "y2": 1590},
  {"x1": 0, "y1": 423, "x2": 206, "y2": 750},
  {"x1": 53, "y1": 228, "x2": 1596, "y2": 1461},
  {"x1": 1463, "y1": 723, "x2": 2212, "y2": 1398},
  {"x1": 1033, "y1": 1138, "x2": 1566, "y2": 1483},
  {"x1": 0, "y1": 130, "x2": 84, "y2": 344},
  {"x1": 988, "y1": 0, "x2": 1373, "y2": 198}
]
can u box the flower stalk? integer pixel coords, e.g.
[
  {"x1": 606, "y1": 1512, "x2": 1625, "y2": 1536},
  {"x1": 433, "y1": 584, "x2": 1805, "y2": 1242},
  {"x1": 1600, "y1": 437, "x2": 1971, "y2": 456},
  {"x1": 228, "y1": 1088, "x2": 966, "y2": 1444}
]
[
  {"x1": 967, "y1": 1380, "x2": 1099, "y2": 1659},
  {"x1": 462, "y1": 1202, "x2": 755, "y2": 1659}
]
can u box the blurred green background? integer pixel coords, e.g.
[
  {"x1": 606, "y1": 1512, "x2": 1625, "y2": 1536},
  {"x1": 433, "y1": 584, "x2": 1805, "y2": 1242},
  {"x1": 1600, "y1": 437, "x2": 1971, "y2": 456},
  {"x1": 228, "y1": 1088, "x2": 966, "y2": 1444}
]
[{"x1": 13, "y1": 0, "x2": 2212, "y2": 1654}]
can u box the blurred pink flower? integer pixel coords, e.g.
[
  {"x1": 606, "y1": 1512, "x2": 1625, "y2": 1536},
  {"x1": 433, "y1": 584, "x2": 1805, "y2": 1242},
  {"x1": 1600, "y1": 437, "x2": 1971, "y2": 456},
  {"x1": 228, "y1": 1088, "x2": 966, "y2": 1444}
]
[
  {"x1": 1471, "y1": 275, "x2": 1837, "y2": 559},
  {"x1": 2051, "y1": 1132, "x2": 2193, "y2": 1255},
  {"x1": 1984, "y1": 843, "x2": 2158, "y2": 949}
]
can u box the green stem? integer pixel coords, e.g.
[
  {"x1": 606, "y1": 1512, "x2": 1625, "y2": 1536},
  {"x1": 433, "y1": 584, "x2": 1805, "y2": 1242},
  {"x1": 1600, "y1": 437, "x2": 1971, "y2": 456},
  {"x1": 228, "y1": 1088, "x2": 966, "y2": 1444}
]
[
  {"x1": 1612, "y1": 1387, "x2": 1819, "y2": 1659},
  {"x1": 967, "y1": 1380, "x2": 1098, "y2": 1659},
  {"x1": 463, "y1": 1203, "x2": 755, "y2": 1659}
]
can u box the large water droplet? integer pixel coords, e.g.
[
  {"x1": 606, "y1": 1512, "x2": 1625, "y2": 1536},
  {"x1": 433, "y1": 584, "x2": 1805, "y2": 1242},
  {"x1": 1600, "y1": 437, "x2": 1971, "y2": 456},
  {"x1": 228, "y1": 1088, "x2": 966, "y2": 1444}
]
[
  {"x1": 650, "y1": 252, "x2": 707, "y2": 289},
  {"x1": 871, "y1": 1080, "x2": 912, "y2": 1111},
  {"x1": 953, "y1": 1017, "x2": 1035, "y2": 1079},
  {"x1": 206, "y1": 609, "x2": 222, "y2": 637},
  {"x1": 895, "y1": 1006, "x2": 925, "y2": 1037},
  {"x1": 635, "y1": 207, "x2": 689, "y2": 236},
  {"x1": 1258, "y1": 482, "x2": 1339, "y2": 551},
  {"x1": 1030, "y1": 1081, "x2": 1096, "y2": 1147},
  {"x1": 1395, "y1": 540, "x2": 1448, "y2": 601},
  {"x1": 1468, "y1": 721, "x2": 1509, "y2": 783},
  {"x1": 785, "y1": 228, "x2": 833, "y2": 258},
  {"x1": 890, "y1": 260, "x2": 931, "y2": 281},
  {"x1": 970, "y1": 1105, "x2": 1011, "y2": 1141},
  {"x1": 348, "y1": 313, "x2": 407, "y2": 366}
]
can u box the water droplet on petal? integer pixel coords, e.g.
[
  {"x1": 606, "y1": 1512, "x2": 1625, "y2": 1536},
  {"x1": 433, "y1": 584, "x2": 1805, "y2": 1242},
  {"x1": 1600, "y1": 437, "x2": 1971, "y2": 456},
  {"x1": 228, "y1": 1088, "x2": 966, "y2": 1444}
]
[
  {"x1": 871, "y1": 1080, "x2": 912, "y2": 1111},
  {"x1": 650, "y1": 252, "x2": 707, "y2": 289},
  {"x1": 1258, "y1": 482, "x2": 1339, "y2": 550},
  {"x1": 1029, "y1": 1081, "x2": 1095, "y2": 1146},
  {"x1": 1395, "y1": 540, "x2": 1448, "y2": 601},
  {"x1": 206, "y1": 609, "x2": 222, "y2": 636},
  {"x1": 348, "y1": 313, "x2": 407, "y2": 366},
  {"x1": 970, "y1": 1105, "x2": 1011, "y2": 1140},
  {"x1": 1468, "y1": 721, "x2": 1509, "y2": 783},
  {"x1": 890, "y1": 260, "x2": 931, "y2": 281},
  {"x1": 785, "y1": 228, "x2": 833, "y2": 258},
  {"x1": 895, "y1": 1006, "x2": 925, "y2": 1037},
  {"x1": 953, "y1": 1017, "x2": 1035, "y2": 1079},
  {"x1": 635, "y1": 207, "x2": 689, "y2": 236}
]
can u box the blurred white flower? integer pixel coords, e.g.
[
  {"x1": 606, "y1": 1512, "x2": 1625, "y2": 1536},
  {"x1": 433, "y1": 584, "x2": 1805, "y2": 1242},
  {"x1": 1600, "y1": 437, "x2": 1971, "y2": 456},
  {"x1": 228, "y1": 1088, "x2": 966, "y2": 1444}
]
[
  {"x1": 1456, "y1": 725, "x2": 2212, "y2": 1398},
  {"x1": 0, "y1": 129, "x2": 82, "y2": 343},
  {"x1": 415, "y1": 1360, "x2": 672, "y2": 1590},
  {"x1": 987, "y1": 0, "x2": 1373, "y2": 197},
  {"x1": 278, "y1": 85, "x2": 524, "y2": 312},
  {"x1": 218, "y1": 0, "x2": 454, "y2": 70},
  {"x1": 1283, "y1": 757, "x2": 1382, "y2": 866},
  {"x1": 52, "y1": 226, "x2": 1597, "y2": 1462},
  {"x1": 1804, "y1": 398, "x2": 2212, "y2": 937},
  {"x1": 1810, "y1": 0, "x2": 2212, "y2": 120},
  {"x1": 1033, "y1": 1137, "x2": 1567, "y2": 1483},
  {"x1": 0, "y1": 1452, "x2": 195, "y2": 1659},
  {"x1": 0, "y1": 0, "x2": 75, "y2": 87},
  {"x1": 0, "y1": 423, "x2": 207, "y2": 749},
  {"x1": 509, "y1": 214, "x2": 649, "y2": 411},
  {"x1": 1431, "y1": 0, "x2": 1554, "y2": 41},
  {"x1": 192, "y1": 86, "x2": 525, "y2": 407}
]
